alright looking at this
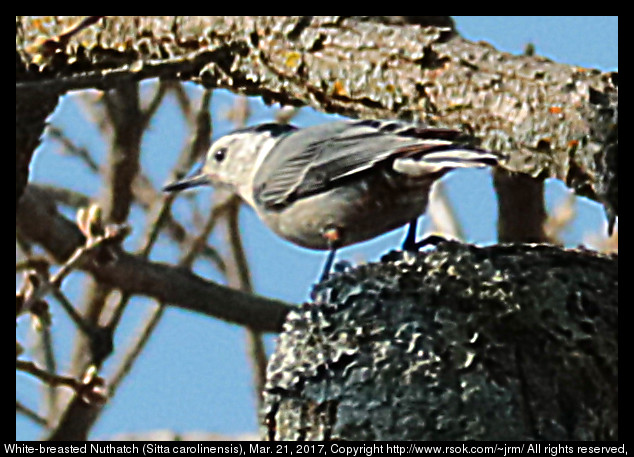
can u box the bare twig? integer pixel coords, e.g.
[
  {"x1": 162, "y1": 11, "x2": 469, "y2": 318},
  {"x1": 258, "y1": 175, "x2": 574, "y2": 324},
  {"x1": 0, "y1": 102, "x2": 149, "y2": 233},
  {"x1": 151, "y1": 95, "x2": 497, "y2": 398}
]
[
  {"x1": 16, "y1": 400, "x2": 49, "y2": 428},
  {"x1": 16, "y1": 360, "x2": 106, "y2": 405},
  {"x1": 47, "y1": 126, "x2": 99, "y2": 173},
  {"x1": 224, "y1": 197, "x2": 268, "y2": 408},
  {"x1": 17, "y1": 186, "x2": 292, "y2": 330}
]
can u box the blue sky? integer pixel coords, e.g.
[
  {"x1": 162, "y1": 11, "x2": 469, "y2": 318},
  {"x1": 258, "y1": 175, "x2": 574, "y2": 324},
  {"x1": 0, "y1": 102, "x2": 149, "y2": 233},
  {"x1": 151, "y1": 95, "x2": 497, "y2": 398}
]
[{"x1": 16, "y1": 17, "x2": 618, "y2": 440}]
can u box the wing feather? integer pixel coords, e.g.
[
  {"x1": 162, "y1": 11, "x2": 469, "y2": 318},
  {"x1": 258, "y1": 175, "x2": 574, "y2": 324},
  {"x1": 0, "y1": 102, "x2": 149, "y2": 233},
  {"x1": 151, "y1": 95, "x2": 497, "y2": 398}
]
[{"x1": 253, "y1": 120, "x2": 493, "y2": 209}]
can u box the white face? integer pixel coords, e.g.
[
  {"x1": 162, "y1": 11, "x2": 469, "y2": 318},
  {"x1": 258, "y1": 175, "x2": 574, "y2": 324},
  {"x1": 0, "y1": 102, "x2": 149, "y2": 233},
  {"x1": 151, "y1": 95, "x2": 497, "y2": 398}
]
[
  {"x1": 200, "y1": 131, "x2": 279, "y2": 206},
  {"x1": 201, "y1": 134, "x2": 251, "y2": 188}
]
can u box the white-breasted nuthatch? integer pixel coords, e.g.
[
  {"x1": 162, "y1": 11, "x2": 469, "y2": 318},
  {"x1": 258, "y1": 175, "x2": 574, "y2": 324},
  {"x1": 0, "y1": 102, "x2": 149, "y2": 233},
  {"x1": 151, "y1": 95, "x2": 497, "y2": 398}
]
[{"x1": 165, "y1": 119, "x2": 502, "y2": 279}]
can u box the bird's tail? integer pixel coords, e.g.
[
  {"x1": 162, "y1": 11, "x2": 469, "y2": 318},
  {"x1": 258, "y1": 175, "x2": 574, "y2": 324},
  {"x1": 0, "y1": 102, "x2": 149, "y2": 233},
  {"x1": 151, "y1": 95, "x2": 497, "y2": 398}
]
[{"x1": 393, "y1": 144, "x2": 502, "y2": 177}]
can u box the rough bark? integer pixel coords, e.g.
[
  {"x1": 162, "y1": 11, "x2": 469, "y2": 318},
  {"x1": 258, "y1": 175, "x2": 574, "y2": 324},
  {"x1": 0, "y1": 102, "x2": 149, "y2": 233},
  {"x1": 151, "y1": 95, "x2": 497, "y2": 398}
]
[
  {"x1": 16, "y1": 16, "x2": 618, "y2": 224},
  {"x1": 264, "y1": 243, "x2": 617, "y2": 440}
]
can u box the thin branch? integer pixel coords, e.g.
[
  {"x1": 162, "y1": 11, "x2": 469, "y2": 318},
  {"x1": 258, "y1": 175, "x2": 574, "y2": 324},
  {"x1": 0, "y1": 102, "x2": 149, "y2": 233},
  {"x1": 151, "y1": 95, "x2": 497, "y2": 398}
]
[
  {"x1": 16, "y1": 360, "x2": 105, "y2": 404},
  {"x1": 18, "y1": 154, "x2": 291, "y2": 335},
  {"x1": 140, "y1": 79, "x2": 170, "y2": 130},
  {"x1": 16, "y1": 401, "x2": 49, "y2": 428},
  {"x1": 48, "y1": 87, "x2": 227, "y2": 441},
  {"x1": 109, "y1": 305, "x2": 165, "y2": 392},
  {"x1": 20, "y1": 221, "x2": 128, "y2": 343},
  {"x1": 47, "y1": 126, "x2": 99, "y2": 173},
  {"x1": 224, "y1": 197, "x2": 268, "y2": 407}
]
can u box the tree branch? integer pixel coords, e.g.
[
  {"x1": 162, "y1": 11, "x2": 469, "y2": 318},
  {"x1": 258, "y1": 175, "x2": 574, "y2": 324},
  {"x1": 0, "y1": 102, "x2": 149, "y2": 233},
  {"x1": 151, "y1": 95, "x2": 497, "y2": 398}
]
[
  {"x1": 17, "y1": 16, "x2": 617, "y2": 223},
  {"x1": 17, "y1": 185, "x2": 291, "y2": 334},
  {"x1": 264, "y1": 242, "x2": 618, "y2": 440}
]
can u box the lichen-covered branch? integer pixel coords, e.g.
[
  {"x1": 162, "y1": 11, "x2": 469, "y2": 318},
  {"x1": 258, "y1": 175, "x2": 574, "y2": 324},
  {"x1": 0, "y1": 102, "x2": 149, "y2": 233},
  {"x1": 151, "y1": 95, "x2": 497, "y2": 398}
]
[{"x1": 16, "y1": 16, "x2": 617, "y2": 223}]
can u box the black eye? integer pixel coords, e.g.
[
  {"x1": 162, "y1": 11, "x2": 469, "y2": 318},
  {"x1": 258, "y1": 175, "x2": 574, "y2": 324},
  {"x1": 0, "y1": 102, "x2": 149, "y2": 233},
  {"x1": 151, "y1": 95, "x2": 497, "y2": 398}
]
[{"x1": 213, "y1": 147, "x2": 227, "y2": 163}]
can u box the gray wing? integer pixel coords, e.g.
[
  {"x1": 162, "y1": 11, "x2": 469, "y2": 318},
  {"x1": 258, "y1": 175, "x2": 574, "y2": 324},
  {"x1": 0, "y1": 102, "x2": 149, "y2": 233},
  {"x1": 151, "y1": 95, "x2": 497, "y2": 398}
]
[{"x1": 252, "y1": 119, "x2": 478, "y2": 209}]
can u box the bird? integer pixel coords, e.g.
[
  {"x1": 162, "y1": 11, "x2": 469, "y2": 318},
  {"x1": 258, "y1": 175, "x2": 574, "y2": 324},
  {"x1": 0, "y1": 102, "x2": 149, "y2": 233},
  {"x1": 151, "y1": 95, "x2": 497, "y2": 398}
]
[{"x1": 164, "y1": 119, "x2": 502, "y2": 280}]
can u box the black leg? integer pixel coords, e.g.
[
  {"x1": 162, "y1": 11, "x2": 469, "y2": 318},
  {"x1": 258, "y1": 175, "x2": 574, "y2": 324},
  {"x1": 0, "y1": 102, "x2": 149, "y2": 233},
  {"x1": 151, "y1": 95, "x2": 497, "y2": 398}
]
[
  {"x1": 402, "y1": 218, "x2": 419, "y2": 251},
  {"x1": 411, "y1": 234, "x2": 448, "y2": 250},
  {"x1": 403, "y1": 218, "x2": 449, "y2": 252},
  {"x1": 320, "y1": 247, "x2": 337, "y2": 282}
]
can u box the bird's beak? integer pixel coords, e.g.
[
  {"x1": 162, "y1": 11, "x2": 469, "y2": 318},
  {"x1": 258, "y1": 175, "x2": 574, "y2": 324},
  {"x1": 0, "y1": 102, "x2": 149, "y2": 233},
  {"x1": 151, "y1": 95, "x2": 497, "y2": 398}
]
[{"x1": 163, "y1": 172, "x2": 211, "y2": 193}]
